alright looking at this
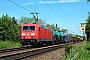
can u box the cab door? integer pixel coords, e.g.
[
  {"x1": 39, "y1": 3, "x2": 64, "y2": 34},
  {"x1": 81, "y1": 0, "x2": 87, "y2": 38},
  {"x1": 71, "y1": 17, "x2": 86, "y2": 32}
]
[{"x1": 38, "y1": 27, "x2": 42, "y2": 39}]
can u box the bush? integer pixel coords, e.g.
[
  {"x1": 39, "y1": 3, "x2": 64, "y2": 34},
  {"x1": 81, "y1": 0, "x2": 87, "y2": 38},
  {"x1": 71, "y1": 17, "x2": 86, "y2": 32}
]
[
  {"x1": 0, "y1": 40, "x2": 21, "y2": 49},
  {"x1": 64, "y1": 41, "x2": 90, "y2": 60},
  {"x1": 0, "y1": 13, "x2": 20, "y2": 42}
]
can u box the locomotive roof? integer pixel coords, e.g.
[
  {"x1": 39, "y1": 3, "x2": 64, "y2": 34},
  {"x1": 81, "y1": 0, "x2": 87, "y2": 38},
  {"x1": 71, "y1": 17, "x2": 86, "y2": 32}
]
[
  {"x1": 22, "y1": 24, "x2": 51, "y2": 30},
  {"x1": 22, "y1": 24, "x2": 40, "y2": 26},
  {"x1": 41, "y1": 25, "x2": 51, "y2": 30}
]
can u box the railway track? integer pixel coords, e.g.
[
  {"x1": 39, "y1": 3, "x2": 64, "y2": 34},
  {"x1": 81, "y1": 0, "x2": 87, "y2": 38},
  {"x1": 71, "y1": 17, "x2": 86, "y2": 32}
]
[
  {"x1": 0, "y1": 46, "x2": 35, "y2": 59},
  {"x1": 0, "y1": 42, "x2": 77, "y2": 60},
  {"x1": 0, "y1": 45, "x2": 52, "y2": 55},
  {"x1": 0, "y1": 46, "x2": 31, "y2": 53},
  {"x1": 0, "y1": 43, "x2": 67, "y2": 60}
]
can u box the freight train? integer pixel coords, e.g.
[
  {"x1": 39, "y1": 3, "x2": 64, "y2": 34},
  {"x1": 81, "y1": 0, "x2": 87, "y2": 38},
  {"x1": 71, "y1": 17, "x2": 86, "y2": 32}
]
[{"x1": 20, "y1": 24, "x2": 81, "y2": 46}]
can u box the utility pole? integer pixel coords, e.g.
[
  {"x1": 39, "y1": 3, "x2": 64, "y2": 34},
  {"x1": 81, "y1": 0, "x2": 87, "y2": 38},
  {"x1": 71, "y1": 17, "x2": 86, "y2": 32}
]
[
  {"x1": 80, "y1": 12, "x2": 90, "y2": 41},
  {"x1": 31, "y1": 12, "x2": 39, "y2": 24},
  {"x1": 73, "y1": 32, "x2": 74, "y2": 37},
  {"x1": 87, "y1": 0, "x2": 90, "y2": 3},
  {"x1": 56, "y1": 24, "x2": 57, "y2": 30}
]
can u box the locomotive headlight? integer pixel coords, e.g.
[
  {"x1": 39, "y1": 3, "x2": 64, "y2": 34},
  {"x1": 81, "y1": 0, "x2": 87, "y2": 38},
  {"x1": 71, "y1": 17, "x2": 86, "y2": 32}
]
[
  {"x1": 22, "y1": 36, "x2": 25, "y2": 38},
  {"x1": 31, "y1": 36, "x2": 35, "y2": 38},
  {"x1": 31, "y1": 33, "x2": 35, "y2": 36},
  {"x1": 22, "y1": 36, "x2": 24, "y2": 38},
  {"x1": 22, "y1": 33, "x2": 26, "y2": 36},
  {"x1": 33, "y1": 36, "x2": 34, "y2": 38}
]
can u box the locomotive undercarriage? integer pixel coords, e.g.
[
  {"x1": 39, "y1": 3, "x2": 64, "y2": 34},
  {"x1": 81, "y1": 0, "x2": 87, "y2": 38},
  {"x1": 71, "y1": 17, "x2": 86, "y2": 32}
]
[
  {"x1": 20, "y1": 35, "x2": 65, "y2": 46},
  {"x1": 20, "y1": 39, "x2": 53, "y2": 46},
  {"x1": 20, "y1": 39, "x2": 37, "y2": 46}
]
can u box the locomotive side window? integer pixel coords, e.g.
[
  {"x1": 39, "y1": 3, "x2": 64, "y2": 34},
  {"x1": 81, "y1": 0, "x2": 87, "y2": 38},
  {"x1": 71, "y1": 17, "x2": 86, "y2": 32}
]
[
  {"x1": 29, "y1": 26, "x2": 35, "y2": 30},
  {"x1": 38, "y1": 27, "x2": 40, "y2": 31}
]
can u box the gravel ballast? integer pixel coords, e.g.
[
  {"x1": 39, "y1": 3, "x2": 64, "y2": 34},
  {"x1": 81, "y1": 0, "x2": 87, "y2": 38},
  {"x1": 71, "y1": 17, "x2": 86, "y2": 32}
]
[{"x1": 22, "y1": 48, "x2": 65, "y2": 60}]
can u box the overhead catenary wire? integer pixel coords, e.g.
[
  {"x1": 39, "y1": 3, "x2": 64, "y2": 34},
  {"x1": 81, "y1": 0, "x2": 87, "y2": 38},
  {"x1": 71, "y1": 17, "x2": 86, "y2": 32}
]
[
  {"x1": 42, "y1": 0, "x2": 77, "y2": 30},
  {"x1": 8, "y1": 0, "x2": 32, "y2": 12},
  {"x1": 57, "y1": 2, "x2": 81, "y2": 34},
  {"x1": 23, "y1": 0, "x2": 55, "y2": 24},
  {"x1": 42, "y1": 0, "x2": 81, "y2": 33},
  {"x1": 8, "y1": 0, "x2": 54, "y2": 24},
  {"x1": 57, "y1": 3, "x2": 80, "y2": 28},
  {"x1": 8, "y1": 0, "x2": 81, "y2": 35},
  {"x1": 57, "y1": 2, "x2": 81, "y2": 33},
  {"x1": 8, "y1": 0, "x2": 78, "y2": 28}
]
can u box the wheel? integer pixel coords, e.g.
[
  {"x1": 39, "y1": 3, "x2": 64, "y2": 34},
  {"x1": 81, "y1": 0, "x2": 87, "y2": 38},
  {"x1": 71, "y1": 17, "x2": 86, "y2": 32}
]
[{"x1": 22, "y1": 44, "x2": 25, "y2": 46}]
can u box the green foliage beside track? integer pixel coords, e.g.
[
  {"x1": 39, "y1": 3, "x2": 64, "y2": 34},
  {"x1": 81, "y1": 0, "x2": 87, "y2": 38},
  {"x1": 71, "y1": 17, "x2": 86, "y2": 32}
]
[
  {"x1": 78, "y1": 41, "x2": 90, "y2": 60},
  {"x1": 64, "y1": 43, "x2": 81, "y2": 60},
  {"x1": 64, "y1": 41, "x2": 90, "y2": 60},
  {"x1": 0, "y1": 13, "x2": 20, "y2": 41},
  {"x1": 0, "y1": 40, "x2": 21, "y2": 49},
  {"x1": 85, "y1": 12, "x2": 90, "y2": 41}
]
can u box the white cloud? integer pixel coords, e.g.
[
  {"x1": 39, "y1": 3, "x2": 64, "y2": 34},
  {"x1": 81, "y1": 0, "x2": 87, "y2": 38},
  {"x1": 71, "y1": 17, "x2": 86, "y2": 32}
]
[
  {"x1": 38, "y1": 0, "x2": 85, "y2": 4},
  {"x1": 39, "y1": 0, "x2": 58, "y2": 4},
  {"x1": 21, "y1": 2, "x2": 34, "y2": 6},
  {"x1": 58, "y1": 0, "x2": 85, "y2": 2}
]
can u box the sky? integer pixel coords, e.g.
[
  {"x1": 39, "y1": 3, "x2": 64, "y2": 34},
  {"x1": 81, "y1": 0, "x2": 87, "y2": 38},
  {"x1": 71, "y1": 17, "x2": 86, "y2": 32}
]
[{"x1": 0, "y1": 0, "x2": 90, "y2": 36}]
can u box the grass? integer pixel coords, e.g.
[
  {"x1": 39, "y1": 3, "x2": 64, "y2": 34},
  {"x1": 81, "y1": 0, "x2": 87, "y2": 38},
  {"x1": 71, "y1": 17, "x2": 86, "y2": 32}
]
[
  {"x1": 0, "y1": 40, "x2": 22, "y2": 49},
  {"x1": 64, "y1": 41, "x2": 90, "y2": 60},
  {"x1": 78, "y1": 41, "x2": 90, "y2": 60},
  {"x1": 64, "y1": 43, "x2": 81, "y2": 60}
]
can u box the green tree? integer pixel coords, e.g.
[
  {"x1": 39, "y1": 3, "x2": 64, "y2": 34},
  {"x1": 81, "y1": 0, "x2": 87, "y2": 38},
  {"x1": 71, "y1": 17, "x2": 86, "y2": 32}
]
[
  {"x1": 19, "y1": 17, "x2": 33, "y2": 25},
  {"x1": 69, "y1": 34, "x2": 73, "y2": 36},
  {"x1": 0, "y1": 13, "x2": 20, "y2": 41},
  {"x1": 19, "y1": 17, "x2": 46, "y2": 26},
  {"x1": 50, "y1": 24, "x2": 56, "y2": 30},
  {"x1": 37, "y1": 19, "x2": 46, "y2": 26},
  {"x1": 46, "y1": 23, "x2": 51, "y2": 28},
  {"x1": 46, "y1": 24, "x2": 57, "y2": 30},
  {"x1": 87, "y1": 0, "x2": 90, "y2": 2},
  {"x1": 74, "y1": 34, "x2": 83, "y2": 38},
  {"x1": 85, "y1": 12, "x2": 90, "y2": 41},
  {"x1": 60, "y1": 29, "x2": 67, "y2": 33}
]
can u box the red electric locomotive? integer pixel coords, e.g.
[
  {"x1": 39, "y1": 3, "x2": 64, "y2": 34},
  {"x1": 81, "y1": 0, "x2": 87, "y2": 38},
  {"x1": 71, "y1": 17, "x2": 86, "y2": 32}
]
[{"x1": 20, "y1": 24, "x2": 53, "y2": 46}]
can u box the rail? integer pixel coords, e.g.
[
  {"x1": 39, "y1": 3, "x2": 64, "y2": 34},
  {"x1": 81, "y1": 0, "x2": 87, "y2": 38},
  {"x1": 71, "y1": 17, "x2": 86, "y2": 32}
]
[
  {"x1": 0, "y1": 44, "x2": 64, "y2": 60},
  {"x1": 0, "y1": 46, "x2": 30, "y2": 53},
  {"x1": 70, "y1": 51, "x2": 81, "y2": 60}
]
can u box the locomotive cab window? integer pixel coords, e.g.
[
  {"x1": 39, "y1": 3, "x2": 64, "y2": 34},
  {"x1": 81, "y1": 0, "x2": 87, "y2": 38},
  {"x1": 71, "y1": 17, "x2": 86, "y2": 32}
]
[
  {"x1": 29, "y1": 26, "x2": 35, "y2": 30},
  {"x1": 23, "y1": 26, "x2": 29, "y2": 30},
  {"x1": 23, "y1": 26, "x2": 35, "y2": 30}
]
